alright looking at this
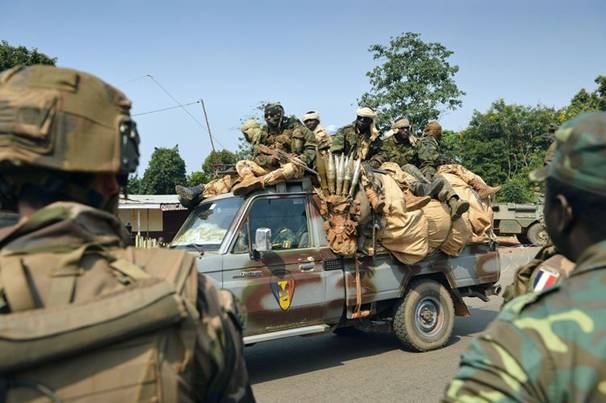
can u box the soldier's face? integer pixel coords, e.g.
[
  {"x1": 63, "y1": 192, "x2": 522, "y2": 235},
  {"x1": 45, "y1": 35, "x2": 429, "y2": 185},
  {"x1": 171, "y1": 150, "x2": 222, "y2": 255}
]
[
  {"x1": 265, "y1": 111, "x2": 283, "y2": 128},
  {"x1": 396, "y1": 126, "x2": 411, "y2": 139},
  {"x1": 356, "y1": 116, "x2": 372, "y2": 132},
  {"x1": 304, "y1": 119, "x2": 319, "y2": 131}
]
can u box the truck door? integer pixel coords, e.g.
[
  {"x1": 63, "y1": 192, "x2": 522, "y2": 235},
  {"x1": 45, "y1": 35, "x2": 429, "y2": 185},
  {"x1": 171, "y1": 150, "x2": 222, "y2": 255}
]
[{"x1": 223, "y1": 195, "x2": 326, "y2": 336}]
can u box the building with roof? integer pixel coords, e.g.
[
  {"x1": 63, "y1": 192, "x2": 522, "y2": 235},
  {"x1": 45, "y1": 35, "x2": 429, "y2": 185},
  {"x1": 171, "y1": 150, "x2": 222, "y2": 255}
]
[{"x1": 118, "y1": 195, "x2": 189, "y2": 244}]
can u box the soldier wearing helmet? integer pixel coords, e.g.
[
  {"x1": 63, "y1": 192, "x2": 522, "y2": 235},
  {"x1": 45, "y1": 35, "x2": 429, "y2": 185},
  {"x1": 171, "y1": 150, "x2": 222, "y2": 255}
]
[
  {"x1": 231, "y1": 102, "x2": 317, "y2": 196},
  {"x1": 445, "y1": 112, "x2": 606, "y2": 402},
  {"x1": 0, "y1": 65, "x2": 254, "y2": 402}
]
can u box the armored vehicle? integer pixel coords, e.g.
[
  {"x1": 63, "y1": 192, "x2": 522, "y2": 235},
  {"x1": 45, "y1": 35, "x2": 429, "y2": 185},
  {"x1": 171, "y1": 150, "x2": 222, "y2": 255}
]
[
  {"x1": 171, "y1": 179, "x2": 503, "y2": 352},
  {"x1": 492, "y1": 203, "x2": 549, "y2": 246}
]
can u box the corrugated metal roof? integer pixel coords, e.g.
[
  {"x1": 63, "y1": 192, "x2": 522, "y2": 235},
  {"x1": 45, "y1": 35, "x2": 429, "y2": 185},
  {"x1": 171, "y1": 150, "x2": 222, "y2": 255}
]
[{"x1": 119, "y1": 194, "x2": 185, "y2": 211}]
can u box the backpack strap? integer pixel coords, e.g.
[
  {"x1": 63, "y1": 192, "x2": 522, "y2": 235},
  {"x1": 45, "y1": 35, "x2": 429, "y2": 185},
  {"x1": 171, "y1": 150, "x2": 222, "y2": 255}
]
[{"x1": 0, "y1": 256, "x2": 38, "y2": 312}]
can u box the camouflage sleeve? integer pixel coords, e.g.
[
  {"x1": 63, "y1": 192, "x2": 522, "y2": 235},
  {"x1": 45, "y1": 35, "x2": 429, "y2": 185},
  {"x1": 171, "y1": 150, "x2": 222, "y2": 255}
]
[
  {"x1": 417, "y1": 137, "x2": 440, "y2": 170},
  {"x1": 194, "y1": 273, "x2": 255, "y2": 402},
  {"x1": 444, "y1": 298, "x2": 554, "y2": 402},
  {"x1": 330, "y1": 128, "x2": 347, "y2": 154},
  {"x1": 368, "y1": 138, "x2": 387, "y2": 169},
  {"x1": 501, "y1": 244, "x2": 558, "y2": 305},
  {"x1": 294, "y1": 125, "x2": 317, "y2": 167}
]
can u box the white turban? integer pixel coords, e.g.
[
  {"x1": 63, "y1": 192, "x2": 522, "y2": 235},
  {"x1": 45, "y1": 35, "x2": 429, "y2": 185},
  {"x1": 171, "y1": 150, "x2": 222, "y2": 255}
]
[
  {"x1": 303, "y1": 111, "x2": 320, "y2": 121},
  {"x1": 356, "y1": 107, "x2": 377, "y2": 119},
  {"x1": 392, "y1": 118, "x2": 411, "y2": 129}
]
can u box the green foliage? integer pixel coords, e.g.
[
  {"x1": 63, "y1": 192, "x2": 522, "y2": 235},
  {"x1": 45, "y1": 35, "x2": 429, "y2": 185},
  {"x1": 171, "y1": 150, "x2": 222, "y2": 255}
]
[
  {"x1": 186, "y1": 171, "x2": 206, "y2": 187},
  {"x1": 0, "y1": 40, "x2": 56, "y2": 71},
  {"x1": 140, "y1": 146, "x2": 187, "y2": 194},
  {"x1": 235, "y1": 136, "x2": 253, "y2": 160},
  {"x1": 559, "y1": 75, "x2": 606, "y2": 121},
  {"x1": 455, "y1": 99, "x2": 557, "y2": 194},
  {"x1": 497, "y1": 175, "x2": 535, "y2": 203},
  {"x1": 126, "y1": 174, "x2": 142, "y2": 194},
  {"x1": 202, "y1": 149, "x2": 237, "y2": 179},
  {"x1": 359, "y1": 32, "x2": 465, "y2": 130}
]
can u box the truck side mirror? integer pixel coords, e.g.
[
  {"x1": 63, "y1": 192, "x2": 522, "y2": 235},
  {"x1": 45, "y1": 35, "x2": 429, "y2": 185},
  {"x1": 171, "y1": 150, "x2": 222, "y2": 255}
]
[{"x1": 254, "y1": 228, "x2": 272, "y2": 253}]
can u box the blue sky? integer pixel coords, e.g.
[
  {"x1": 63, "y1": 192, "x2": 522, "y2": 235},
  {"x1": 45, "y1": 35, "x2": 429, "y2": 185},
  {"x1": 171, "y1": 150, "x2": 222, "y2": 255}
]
[{"x1": 1, "y1": 0, "x2": 605, "y2": 174}]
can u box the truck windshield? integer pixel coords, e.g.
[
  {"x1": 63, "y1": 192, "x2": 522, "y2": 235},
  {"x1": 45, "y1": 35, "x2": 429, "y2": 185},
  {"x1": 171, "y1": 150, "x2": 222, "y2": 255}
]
[{"x1": 171, "y1": 197, "x2": 243, "y2": 250}]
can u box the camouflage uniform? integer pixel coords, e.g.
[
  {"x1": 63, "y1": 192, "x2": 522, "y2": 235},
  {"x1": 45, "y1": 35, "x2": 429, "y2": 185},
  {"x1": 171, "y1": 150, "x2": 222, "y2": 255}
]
[
  {"x1": 232, "y1": 104, "x2": 317, "y2": 196},
  {"x1": 444, "y1": 112, "x2": 606, "y2": 402},
  {"x1": 331, "y1": 108, "x2": 385, "y2": 168},
  {"x1": 381, "y1": 123, "x2": 469, "y2": 220},
  {"x1": 302, "y1": 111, "x2": 332, "y2": 153},
  {"x1": 0, "y1": 65, "x2": 254, "y2": 402}
]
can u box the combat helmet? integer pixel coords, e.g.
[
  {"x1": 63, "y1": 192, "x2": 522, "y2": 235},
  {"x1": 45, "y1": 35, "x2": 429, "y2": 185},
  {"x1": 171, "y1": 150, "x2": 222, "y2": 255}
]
[{"x1": 0, "y1": 65, "x2": 140, "y2": 208}]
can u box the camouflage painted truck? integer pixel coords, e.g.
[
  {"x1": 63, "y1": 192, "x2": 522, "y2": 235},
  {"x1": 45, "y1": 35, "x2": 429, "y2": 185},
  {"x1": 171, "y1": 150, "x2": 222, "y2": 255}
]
[{"x1": 170, "y1": 179, "x2": 502, "y2": 352}]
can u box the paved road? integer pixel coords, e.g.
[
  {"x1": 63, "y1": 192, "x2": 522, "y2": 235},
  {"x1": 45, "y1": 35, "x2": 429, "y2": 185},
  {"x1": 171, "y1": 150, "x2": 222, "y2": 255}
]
[{"x1": 246, "y1": 247, "x2": 539, "y2": 403}]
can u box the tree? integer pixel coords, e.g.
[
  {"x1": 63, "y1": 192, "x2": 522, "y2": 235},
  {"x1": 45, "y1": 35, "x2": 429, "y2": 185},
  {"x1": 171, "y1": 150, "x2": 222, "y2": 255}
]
[
  {"x1": 140, "y1": 146, "x2": 187, "y2": 194},
  {"x1": 126, "y1": 174, "x2": 142, "y2": 194},
  {"x1": 186, "y1": 171, "x2": 206, "y2": 187},
  {"x1": 560, "y1": 75, "x2": 606, "y2": 121},
  {"x1": 454, "y1": 100, "x2": 558, "y2": 202},
  {"x1": 359, "y1": 32, "x2": 465, "y2": 130},
  {"x1": 200, "y1": 149, "x2": 237, "y2": 182},
  {"x1": 0, "y1": 40, "x2": 56, "y2": 71}
]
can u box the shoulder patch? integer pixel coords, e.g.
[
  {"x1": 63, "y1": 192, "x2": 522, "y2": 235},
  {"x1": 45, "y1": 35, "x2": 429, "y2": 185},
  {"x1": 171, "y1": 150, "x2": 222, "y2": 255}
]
[{"x1": 532, "y1": 267, "x2": 561, "y2": 292}]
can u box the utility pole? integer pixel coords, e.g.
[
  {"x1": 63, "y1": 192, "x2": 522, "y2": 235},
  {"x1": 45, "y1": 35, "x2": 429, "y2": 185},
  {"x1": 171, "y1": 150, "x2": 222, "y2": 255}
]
[{"x1": 200, "y1": 98, "x2": 216, "y2": 153}]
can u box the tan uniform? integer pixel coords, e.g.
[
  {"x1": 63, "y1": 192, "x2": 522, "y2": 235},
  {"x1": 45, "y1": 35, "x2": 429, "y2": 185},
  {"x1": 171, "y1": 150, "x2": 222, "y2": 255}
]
[
  {"x1": 0, "y1": 202, "x2": 254, "y2": 402},
  {"x1": 313, "y1": 125, "x2": 332, "y2": 152}
]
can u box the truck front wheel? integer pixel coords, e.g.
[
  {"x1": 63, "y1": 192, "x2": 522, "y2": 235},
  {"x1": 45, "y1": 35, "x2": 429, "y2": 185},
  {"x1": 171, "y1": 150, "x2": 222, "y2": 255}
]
[{"x1": 392, "y1": 279, "x2": 454, "y2": 352}]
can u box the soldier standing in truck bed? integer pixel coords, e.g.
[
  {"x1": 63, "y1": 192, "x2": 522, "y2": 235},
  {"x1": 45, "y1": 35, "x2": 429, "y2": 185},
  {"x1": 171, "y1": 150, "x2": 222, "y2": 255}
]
[
  {"x1": 0, "y1": 65, "x2": 254, "y2": 402},
  {"x1": 303, "y1": 110, "x2": 332, "y2": 153}
]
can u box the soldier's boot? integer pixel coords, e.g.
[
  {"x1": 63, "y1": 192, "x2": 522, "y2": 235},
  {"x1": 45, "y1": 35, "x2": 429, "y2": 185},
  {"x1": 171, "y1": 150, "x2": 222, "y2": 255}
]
[
  {"x1": 175, "y1": 184, "x2": 205, "y2": 209},
  {"x1": 435, "y1": 177, "x2": 469, "y2": 220},
  {"x1": 231, "y1": 175, "x2": 265, "y2": 197},
  {"x1": 404, "y1": 190, "x2": 432, "y2": 211},
  {"x1": 447, "y1": 196, "x2": 470, "y2": 220},
  {"x1": 469, "y1": 178, "x2": 501, "y2": 199}
]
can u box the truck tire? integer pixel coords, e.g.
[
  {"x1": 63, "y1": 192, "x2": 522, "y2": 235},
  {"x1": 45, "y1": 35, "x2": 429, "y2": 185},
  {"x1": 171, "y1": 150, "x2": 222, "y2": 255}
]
[
  {"x1": 525, "y1": 222, "x2": 549, "y2": 246},
  {"x1": 392, "y1": 279, "x2": 454, "y2": 352}
]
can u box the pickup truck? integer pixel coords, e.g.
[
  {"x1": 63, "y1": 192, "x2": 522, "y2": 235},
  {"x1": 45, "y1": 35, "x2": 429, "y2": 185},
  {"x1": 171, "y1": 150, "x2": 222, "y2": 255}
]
[{"x1": 170, "y1": 179, "x2": 502, "y2": 352}]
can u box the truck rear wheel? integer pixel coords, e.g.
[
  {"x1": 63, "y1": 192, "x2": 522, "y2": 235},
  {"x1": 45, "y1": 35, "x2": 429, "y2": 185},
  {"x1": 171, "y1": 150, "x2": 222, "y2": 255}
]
[
  {"x1": 392, "y1": 279, "x2": 454, "y2": 352},
  {"x1": 525, "y1": 222, "x2": 549, "y2": 246}
]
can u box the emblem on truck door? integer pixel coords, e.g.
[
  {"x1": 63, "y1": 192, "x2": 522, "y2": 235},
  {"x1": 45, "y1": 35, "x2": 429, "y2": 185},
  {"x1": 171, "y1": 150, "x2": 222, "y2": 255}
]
[{"x1": 270, "y1": 272, "x2": 295, "y2": 311}]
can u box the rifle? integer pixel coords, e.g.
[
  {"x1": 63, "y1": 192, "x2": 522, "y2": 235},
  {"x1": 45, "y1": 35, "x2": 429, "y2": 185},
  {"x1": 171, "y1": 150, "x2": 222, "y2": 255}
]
[{"x1": 257, "y1": 145, "x2": 318, "y2": 175}]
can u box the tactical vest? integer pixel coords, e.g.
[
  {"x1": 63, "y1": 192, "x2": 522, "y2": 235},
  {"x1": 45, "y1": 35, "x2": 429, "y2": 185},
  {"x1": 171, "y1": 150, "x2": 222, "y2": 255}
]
[{"x1": 0, "y1": 244, "x2": 205, "y2": 403}]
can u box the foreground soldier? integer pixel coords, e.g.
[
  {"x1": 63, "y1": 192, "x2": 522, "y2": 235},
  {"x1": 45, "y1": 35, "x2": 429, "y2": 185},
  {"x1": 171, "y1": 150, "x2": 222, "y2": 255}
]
[
  {"x1": 303, "y1": 110, "x2": 331, "y2": 152},
  {"x1": 231, "y1": 102, "x2": 316, "y2": 195},
  {"x1": 444, "y1": 112, "x2": 606, "y2": 402},
  {"x1": 0, "y1": 65, "x2": 254, "y2": 402}
]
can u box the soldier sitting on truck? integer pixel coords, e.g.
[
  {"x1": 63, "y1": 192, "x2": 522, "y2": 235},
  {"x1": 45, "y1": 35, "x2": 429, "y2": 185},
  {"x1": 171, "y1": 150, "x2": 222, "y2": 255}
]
[
  {"x1": 380, "y1": 117, "x2": 470, "y2": 220},
  {"x1": 331, "y1": 107, "x2": 385, "y2": 167},
  {"x1": 229, "y1": 102, "x2": 317, "y2": 196},
  {"x1": 417, "y1": 121, "x2": 501, "y2": 199},
  {"x1": 177, "y1": 103, "x2": 317, "y2": 207}
]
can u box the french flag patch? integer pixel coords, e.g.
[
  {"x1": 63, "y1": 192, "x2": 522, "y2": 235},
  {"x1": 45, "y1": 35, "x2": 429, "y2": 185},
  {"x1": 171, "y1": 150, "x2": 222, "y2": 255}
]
[{"x1": 532, "y1": 268, "x2": 560, "y2": 292}]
